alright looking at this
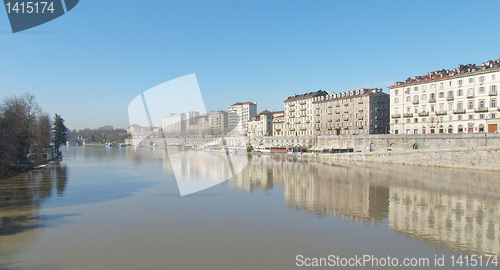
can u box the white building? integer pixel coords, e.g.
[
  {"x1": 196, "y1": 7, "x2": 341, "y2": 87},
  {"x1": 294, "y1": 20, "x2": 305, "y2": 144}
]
[
  {"x1": 184, "y1": 111, "x2": 199, "y2": 132},
  {"x1": 227, "y1": 101, "x2": 257, "y2": 135},
  {"x1": 162, "y1": 113, "x2": 185, "y2": 134},
  {"x1": 283, "y1": 90, "x2": 328, "y2": 136},
  {"x1": 390, "y1": 59, "x2": 500, "y2": 134}
]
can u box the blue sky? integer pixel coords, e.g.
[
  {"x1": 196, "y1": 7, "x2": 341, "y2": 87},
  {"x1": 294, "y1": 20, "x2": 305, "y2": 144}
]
[{"x1": 1, "y1": 0, "x2": 499, "y2": 130}]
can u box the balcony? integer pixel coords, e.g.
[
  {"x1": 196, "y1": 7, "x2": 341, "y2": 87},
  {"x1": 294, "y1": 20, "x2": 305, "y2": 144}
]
[
  {"x1": 403, "y1": 113, "x2": 413, "y2": 118},
  {"x1": 418, "y1": 112, "x2": 429, "y2": 117},
  {"x1": 359, "y1": 100, "x2": 363, "y2": 104},
  {"x1": 428, "y1": 98, "x2": 436, "y2": 103},
  {"x1": 412, "y1": 100, "x2": 419, "y2": 104},
  {"x1": 335, "y1": 104, "x2": 340, "y2": 107},
  {"x1": 467, "y1": 93, "x2": 474, "y2": 98},
  {"x1": 435, "y1": 111, "x2": 448, "y2": 116},
  {"x1": 357, "y1": 116, "x2": 363, "y2": 120},
  {"x1": 328, "y1": 105, "x2": 332, "y2": 108},
  {"x1": 447, "y1": 96, "x2": 454, "y2": 101},
  {"x1": 474, "y1": 107, "x2": 489, "y2": 113},
  {"x1": 453, "y1": 109, "x2": 466, "y2": 114},
  {"x1": 489, "y1": 90, "x2": 498, "y2": 96},
  {"x1": 300, "y1": 108, "x2": 306, "y2": 111},
  {"x1": 391, "y1": 114, "x2": 401, "y2": 118}
]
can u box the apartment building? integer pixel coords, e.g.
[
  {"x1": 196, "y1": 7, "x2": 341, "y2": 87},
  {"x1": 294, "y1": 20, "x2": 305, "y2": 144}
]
[
  {"x1": 312, "y1": 88, "x2": 390, "y2": 135},
  {"x1": 272, "y1": 111, "x2": 285, "y2": 136},
  {"x1": 227, "y1": 101, "x2": 257, "y2": 135},
  {"x1": 247, "y1": 110, "x2": 274, "y2": 137},
  {"x1": 209, "y1": 110, "x2": 228, "y2": 135},
  {"x1": 389, "y1": 59, "x2": 500, "y2": 134},
  {"x1": 283, "y1": 90, "x2": 328, "y2": 136},
  {"x1": 162, "y1": 113, "x2": 185, "y2": 134}
]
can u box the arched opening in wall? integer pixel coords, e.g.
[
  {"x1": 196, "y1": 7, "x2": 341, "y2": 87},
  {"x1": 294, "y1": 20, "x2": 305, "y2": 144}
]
[
  {"x1": 412, "y1": 143, "x2": 419, "y2": 150},
  {"x1": 479, "y1": 124, "x2": 485, "y2": 132},
  {"x1": 422, "y1": 126, "x2": 426, "y2": 134},
  {"x1": 448, "y1": 125, "x2": 453, "y2": 133},
  {"x1": 458, "y1": 125, "x2": 464, "y2": 133},
  {"x1": 430, "y1": 125, "x2": 436, "y2": 134},
  {"x1": 468, "y1": 123, "x2": 474, "y2": 133},
  {"x1": 439, "y1": 125, "x2": 444, "y2": 134}
]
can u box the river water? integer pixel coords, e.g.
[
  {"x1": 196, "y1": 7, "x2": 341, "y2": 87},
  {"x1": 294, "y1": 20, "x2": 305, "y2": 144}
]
[{"x1": 1, "y1": 146, "x2": 499, "y2": 269}]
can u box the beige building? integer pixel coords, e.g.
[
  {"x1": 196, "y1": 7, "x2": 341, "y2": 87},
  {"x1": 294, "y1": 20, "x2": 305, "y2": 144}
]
[
  {"x1": 283, "y1": 90, "x2": 328, "y2": 136},
  {"x1": 272, "y1": 111, "x2": 285, "y2": 136},
  {"x1": 312, "y1": 88, "x2": 389, "y2": 135},
  {"x1": 390, "y1": 59, "x2": 500, "y2": 134},
  {"x1": 209, "y1": 110, "x2": 228, "y2": 135},
  {"x1": 247, "y1": 110, "x2": 274, "y2": 137}
]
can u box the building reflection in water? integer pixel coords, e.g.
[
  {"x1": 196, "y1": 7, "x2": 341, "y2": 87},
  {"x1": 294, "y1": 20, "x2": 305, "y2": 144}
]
[
  {"x1": 0, "y1": 164, "x2": 68, "y2": 267},
  {"x1": 230, "y1": 154, "x2": 500, "y2": 256}
]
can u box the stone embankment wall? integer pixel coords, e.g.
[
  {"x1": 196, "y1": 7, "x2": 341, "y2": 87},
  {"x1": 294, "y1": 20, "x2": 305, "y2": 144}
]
[{"x1": 301, "y1": 146, "x2": 500, "y2": 171}]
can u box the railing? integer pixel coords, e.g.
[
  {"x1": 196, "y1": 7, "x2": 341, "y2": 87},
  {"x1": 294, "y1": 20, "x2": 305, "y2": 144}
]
[
  {"x1": 391, "y1": 114, "x2": 401, "y2": 118},
  {"x1": 467, "y1": 93, "x2": 474, "y2": 98},
  {"x1": 474, "y1": 107, "x2": 489, "y2": 113},
  {"x1": 447, "y1": 96, "x2": 454, "y2": 101},
  {"x1": 412, "y1": 100, "x2": 419, "y2": 104},
  {"x1": 435, "y1": 111, "x2": 447, "y2": 116},
  {"x1": 403, "y1": 113, "x2": 413, "y2": 118},
  {"x1": 429, "y1": 98, "x2": 436, "y2": 103},
  {"x1": 453, "y1": 109, "x2": 466, "y2": 114},
  {"x1": 418, "y1": 112, "x2": 429, "y2": 117},
  {"x1": 489, "y1": 90, "x2": 498, "y2": 96}
]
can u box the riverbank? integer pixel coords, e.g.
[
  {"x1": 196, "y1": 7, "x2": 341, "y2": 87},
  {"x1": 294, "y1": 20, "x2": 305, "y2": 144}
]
[{"x1": 269, "y1": 146, "x2": 500, "y2": 172}]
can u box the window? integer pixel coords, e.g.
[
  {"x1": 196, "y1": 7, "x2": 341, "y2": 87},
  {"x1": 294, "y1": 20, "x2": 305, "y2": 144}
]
[
  {"x1": 491, "y1": 99, "x2": 497, "y2": 108},
  {"x1": 457, "y1": 102, "x2": 463, "y2": 110},
  {"x1": 493, "y1": 74, "x2": 496, "y2": 80},
  {"x1": 458, "y1": 115, "x2": 462, "y2": 120},
  {"x1": 458, "y1": 89, "x2": 463, "y2": 96},
  {"x1": 492, "y1": 113, "x2": 497, "y2": 119},
  {"x1": 479, "y1": 100, "x2": 485, "y2": 108},
  {"x1": 480, "y1": 114, "x2": 485, "y2": 119},
  {"x1": 491, "y1": 85, "x2": 497, "y2": 94},
  {"x1": 448, "y1": 103, "x2": 453, "y2": 111},
  {"x1": 407, "y1": 96, "x2": 411, "y2": 102},
  {"x1": 431, "y1": 105, "x2": 435, "y2": 112},
  {"x1": 430, "y1": 93, "x2": 435, "y2": 99},
  {"x1": 422, "y1": 86, "x2": 426, "y2": 92},
  {"x1": 414, "y1": 95, "x2": 419, "y2": 102},
  {"x1": 406, "y1": 88, "x2": 411, "y2": 94},
  {"x1": 439, "y1": 92, "x2": 445, "y2": 98},
  {"x1": 431, "y1": 84, "x2": 435, "y2": 89},
  {"x1": 414, "y1": 107, "x2": 418, "y2": 113},
  {"x1": 394, "y1": 97, "x2": 399, "y2": 103},
  {"x1": 458, "y1": 79, "x2": 463, "y2": 86},
  {"x1": 421, "y1": 117, "x2": 426, "y2": 122},
  {"x1": 479, "y1": 87, "x2": 485, "y2": 94},
  {"x1": 406, "y1": 107, "x2": 411, "y2": 113},
  {"x1": 468, "y1": 101, "x2": 474, "y2": 109},
  {"x1": 469, "y1": 114, "x2": 473, "y2": 120},
  {"x1": 449, "y1": 81, "x2": 452, "y2": 86},
  {"x1": 395, "y1": 108, "x2": 399, "y2": 114},
  {"x1": 422, "y1": 105, "x2": 427, "y2": 112},
  {"x1": 480, "y1": 76, "x2": 485, "y2": 83},
  {"x1": 415, "y1": 86, "x2": 418, "y2": 91},
  {"x1": 439, "y1": 103, "x2": 444, "y2": 111},
  {"x1": 406, "y1": 119, "x2": 410, "y2": 123},
  {"x1": 468, "y1": 88, "x2": 474, "y2": 96},
  {"x1": 395, "y1": 89, "x2": 399, "y2": 95},
  {"x1": 422, "y1": 94, "x2": 427, "y2": 100},
  {"x1": 469, "y1": 78, "x2": 474, "y2": 83},
  {"x1": 448, "y1": 90, "x2": 453, "y2": 98},
  {"x1": 440, "y1": 83, "x2": 444, "y2": 89}
]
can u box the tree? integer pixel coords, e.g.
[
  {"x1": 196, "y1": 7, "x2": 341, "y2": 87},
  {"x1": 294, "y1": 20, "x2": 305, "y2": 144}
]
[
  {"x1": 35, "y1": 113, "x2": 52, "y2": 149},
  {"x1": 52, "y1": 114, "x2": 68, "y2": 152}
]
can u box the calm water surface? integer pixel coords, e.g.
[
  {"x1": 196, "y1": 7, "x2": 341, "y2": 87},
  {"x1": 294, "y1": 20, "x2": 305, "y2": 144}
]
[{"x1": 1, "y1": 146, "x2": 499, "y2": 269}]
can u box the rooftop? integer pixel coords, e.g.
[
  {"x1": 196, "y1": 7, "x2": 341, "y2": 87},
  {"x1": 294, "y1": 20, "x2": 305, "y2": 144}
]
[{"x1": 285, "y1": 90, "x2": 328, "y2": 102}]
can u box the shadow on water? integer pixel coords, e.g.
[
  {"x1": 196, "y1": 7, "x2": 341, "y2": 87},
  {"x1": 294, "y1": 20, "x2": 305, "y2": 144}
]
[{"x1": 229, "y1": 154, "x2": 500, "y2": 256}]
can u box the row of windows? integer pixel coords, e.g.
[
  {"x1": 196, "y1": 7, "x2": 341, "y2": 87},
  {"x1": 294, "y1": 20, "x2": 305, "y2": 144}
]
[
  {"x1": 394, "y1": 113, "x2": 497, "y2": 125},
  {"x1": 395, "y1": 124, "x2": 488, "y2": 134},
  {"x1": 394, "y1": 99, "x2": 497, "y2": 114},
  {"x1": 394, "y1": 85, "x2": 497, "y2": 103},
  {"x1": 394, "y1": 74, "x2": 497, "y2": 95}
]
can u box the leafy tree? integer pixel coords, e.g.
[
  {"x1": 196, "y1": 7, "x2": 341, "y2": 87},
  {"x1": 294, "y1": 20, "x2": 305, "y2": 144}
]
[
  {"x1": 35, "y1": 113, "x2": 52, "y2": 149},
  {"x1": 52, "y1": 114, "x2": 68, "y2": 152}
]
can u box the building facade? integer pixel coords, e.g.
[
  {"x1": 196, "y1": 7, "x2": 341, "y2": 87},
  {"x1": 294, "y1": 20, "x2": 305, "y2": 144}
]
[
  {"x1": 209, "y1": 110, "x2": 228, "y2": 135},
  {"x1": 272, "y1": 111, "x2": 285, "y2": 136},
  {"x1": 283, "y1": 90, "x2": 328, "y2": 136},
  {"x1": 162, "y1": 113, "x2": 185, "y2": 134},
  {"x1": 227, "y1": 101, "x2": 257, "y2": 135},
  {"x1": 247, "y1": 110, "x2": 274, "y2": 137},
  {"x1": 312, "y1": 88, "x2": 390, "y2": 135},
  {"x1": 390, "y1": 59, "x2": 500, "y2": 134}
]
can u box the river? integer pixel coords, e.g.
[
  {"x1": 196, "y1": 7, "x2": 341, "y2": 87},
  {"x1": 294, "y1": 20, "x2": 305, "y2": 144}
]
[{"x1": 0, "y1": 146, "x2": 499, "y2": 269}]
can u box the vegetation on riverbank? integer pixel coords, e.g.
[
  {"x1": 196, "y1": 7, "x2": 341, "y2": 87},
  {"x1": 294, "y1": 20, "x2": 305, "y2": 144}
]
[{"x1": 0, "y1": 93, "x2": 67, "y2": 179}]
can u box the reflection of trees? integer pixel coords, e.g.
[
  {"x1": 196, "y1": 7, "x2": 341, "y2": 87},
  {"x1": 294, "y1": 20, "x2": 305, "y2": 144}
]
[
  {"x1": 0, "y1": 164, "x2": 68, "y2": 234},
  {"x1": 0, "y1": 164, "x2": 68, "y2": 268}
]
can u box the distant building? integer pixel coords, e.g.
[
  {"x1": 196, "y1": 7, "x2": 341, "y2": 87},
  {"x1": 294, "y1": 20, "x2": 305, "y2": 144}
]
[
  {"x1": 162, "y1": 113, "x2": 185, "y2": 134},
  {"x1": 209, "y1": 110, "x2": 228, "y2": 135},
  {"x1": 283, "y1": 90, "x2": 328, "y2": 136},
  {"x1": 248, "y1": 110, "x2": 274, "y2": 137},
  {"x1": 389, "y1": 58, "x2": 500, "y2": 134},
  {"x1": 272, "y1": 111, "x2": 285, "y2": 136},
  {"x1": 312, "y1": 88, "x2": 390, "y2": 135},
  {"x1": 184, "y1": 111, "x2": 200, "y2": 132},
  {"x1": 190, "y1": 115, "x2": 211, "y2": 135},
  {"x1": 127, "y1": 124, "x2": 142, "y2": 134},
  {"x1": 227, "y1": 101, "x2": 257, "y2": 135}
]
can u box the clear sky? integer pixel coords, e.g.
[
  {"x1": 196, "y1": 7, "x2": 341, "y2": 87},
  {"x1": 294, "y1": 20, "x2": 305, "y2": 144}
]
[{"x1": 1, "y1": 0, "x2": 499, "y2": 130}]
